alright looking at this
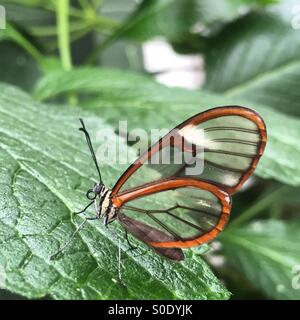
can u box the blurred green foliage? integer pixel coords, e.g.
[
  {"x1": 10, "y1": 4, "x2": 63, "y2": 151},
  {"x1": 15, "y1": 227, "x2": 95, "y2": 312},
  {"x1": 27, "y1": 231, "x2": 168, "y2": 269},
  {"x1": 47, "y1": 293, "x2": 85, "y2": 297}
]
[{"x1": 0, "y1": 0, "x2": 300, "y2": 300}]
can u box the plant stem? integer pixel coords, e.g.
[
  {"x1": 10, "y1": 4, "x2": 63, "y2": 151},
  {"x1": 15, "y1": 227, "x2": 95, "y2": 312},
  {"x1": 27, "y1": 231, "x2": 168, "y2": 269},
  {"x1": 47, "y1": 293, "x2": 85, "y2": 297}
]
[
  {"x1": 231, "y1": 185, "x2": 289, "y2": 226},
  {"x1": 57, "y1": 0, "x2": 72, "y2": 71},
  {"x1": 56, "y1": 0, "x2": 77, "y2": 105}
]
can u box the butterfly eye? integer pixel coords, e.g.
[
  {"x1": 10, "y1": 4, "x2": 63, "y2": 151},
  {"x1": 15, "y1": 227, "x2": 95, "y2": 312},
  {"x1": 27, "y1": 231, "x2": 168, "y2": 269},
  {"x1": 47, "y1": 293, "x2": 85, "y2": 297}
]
[
  {"x1": 86, "y1": 189, "x2": 96, "y2": 200},
  {"x1": 93, "y1": 183, "x2": 104, "y2": 195}
]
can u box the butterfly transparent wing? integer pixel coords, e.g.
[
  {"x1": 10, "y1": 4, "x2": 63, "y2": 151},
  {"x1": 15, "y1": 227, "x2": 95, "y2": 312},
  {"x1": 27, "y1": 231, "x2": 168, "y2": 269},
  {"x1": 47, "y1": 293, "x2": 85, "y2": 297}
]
[
  {"x1": 114, "y1": 178, "x2": 231, "y2": 248},
  {"x1": 112, "y1": 106, "x2": 266, "y2": 195}
]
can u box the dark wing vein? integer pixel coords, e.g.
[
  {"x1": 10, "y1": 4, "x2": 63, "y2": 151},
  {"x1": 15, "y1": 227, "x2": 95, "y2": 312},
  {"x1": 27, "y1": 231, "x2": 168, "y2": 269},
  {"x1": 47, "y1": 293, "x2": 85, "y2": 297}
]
[
  {"x1": 211, "y1": 138, "x2": 258, "y2": 146},
  {"x1": 204, "y1": 126, "x2": 259, "y2": 134},
  {"x1": 123, "y1": 203, "x2": 219, "y2": 236},
  {"x1": 203, "y1": 158, "x2": 247, "y2": 173},
  {"x1": 162, "y1": 210, "x2": 207, "y2": 232},
  {"x1": 145, "y1": 211, "x2": 183, "y2": 241},
  {"x1": 124, "y1": 204, "x2": 219, "y2": 219},
  {"x1": 204, "y1": 148, "x2": 255, "y2": 158}
]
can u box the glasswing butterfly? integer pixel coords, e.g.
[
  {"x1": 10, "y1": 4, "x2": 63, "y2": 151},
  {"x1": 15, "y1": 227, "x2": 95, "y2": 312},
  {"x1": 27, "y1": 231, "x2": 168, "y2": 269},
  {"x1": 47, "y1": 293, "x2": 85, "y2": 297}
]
[{"x1": 51, "y1": 106, "x2": 267, "y2": 261}]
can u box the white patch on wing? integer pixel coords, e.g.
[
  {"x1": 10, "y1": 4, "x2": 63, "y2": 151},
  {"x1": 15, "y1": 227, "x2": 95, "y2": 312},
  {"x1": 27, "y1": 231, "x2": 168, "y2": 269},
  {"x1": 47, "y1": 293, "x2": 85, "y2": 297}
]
[
  {"x1": 179, "y1": 126, "x2": 205, "y2": 147},
  {"x1": 224, "y1": 175, "x2": 240, "y2": 187}
]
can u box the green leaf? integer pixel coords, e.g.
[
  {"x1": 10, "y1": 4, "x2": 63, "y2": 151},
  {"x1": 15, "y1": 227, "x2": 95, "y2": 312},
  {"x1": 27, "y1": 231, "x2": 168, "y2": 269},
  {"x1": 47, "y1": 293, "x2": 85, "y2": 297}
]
[
  {"x1": 0, "y1": 83, "x2": 229, "y2": 300},
  {"x1": 171, "y1": 0, "x2": 280, "y2": 54},
  {"x1": 195, "y1": 0, "x2": 279, "y2": 26},
  {"x1": 203, "y1": 0, "x2": 300, "y2": 116},
  {"x1": 33, "y1": 67, "x2": 300, "y2": 187},
  {"x1": 194, "y1": 0, "x2": 244, "y2": 27},
  {"x1": 106, "y1": 0, "x2": 198, "y2": 42},
  {"x1": 110, "y1": 0, "x2": 278, "y2": 43},
  {"x1": 220, "y1": 220, "x2": 300, "y2": 299}
]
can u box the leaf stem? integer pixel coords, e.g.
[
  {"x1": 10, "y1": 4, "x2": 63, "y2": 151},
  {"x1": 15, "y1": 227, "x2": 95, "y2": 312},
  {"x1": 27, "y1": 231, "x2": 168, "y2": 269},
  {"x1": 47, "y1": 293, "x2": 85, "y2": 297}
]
[{"x1": 231, "y1": 185, "x2": 289, "y2": 226}]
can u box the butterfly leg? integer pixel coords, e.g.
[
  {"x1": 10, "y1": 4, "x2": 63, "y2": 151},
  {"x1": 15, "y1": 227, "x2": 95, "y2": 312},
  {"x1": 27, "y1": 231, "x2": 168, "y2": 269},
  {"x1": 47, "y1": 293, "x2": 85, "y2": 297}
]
[
  {"x1": 50, "y1": 216, "x2": 98, "y2": 260},
  {"x1": 73, "y1": 200, "x2": 95, "y2": 215},
  {"x1": 125, "y1": 229, "x2": 138, "y2": 251}
]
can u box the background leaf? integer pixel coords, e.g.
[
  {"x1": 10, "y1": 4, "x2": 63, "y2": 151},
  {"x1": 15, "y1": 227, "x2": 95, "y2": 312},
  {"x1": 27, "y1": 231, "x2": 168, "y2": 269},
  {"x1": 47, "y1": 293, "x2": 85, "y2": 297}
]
[
  {"x1": 108, "y1": 0, "x2": 198, "y2": 42},
  {"x1": 0, "y1": 83, "x2": 229, "y2": 300},
  {"x1": 33, "y1": 67, "x2": 300, "y2": 187},
  {"x1": 112, "y1": 0, "x2": 279, "y2": 43},
  {"x1": 195, "y1": 0, "x2": 280, "y2": 27},
  {"x1": 220, "y1": 220, "x2": 300, "y2": 299},
  {"x1": 203, "y1": 0, "x2": 300, "y2": 116}
]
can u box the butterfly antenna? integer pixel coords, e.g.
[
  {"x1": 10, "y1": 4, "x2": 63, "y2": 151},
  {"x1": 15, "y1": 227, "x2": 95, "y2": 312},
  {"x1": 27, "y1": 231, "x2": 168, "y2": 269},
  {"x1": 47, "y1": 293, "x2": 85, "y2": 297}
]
[
  {"x1": 50, "y1": 219, "x2": 88, "y2": 260},
  {"x1": 79, "y1": 119, "x2": 103, "y2": 183}
]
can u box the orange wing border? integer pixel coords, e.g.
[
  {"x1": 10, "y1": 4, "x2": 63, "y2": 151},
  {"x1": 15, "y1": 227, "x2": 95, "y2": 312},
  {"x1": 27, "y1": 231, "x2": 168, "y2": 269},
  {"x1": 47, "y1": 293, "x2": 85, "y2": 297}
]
[
  {"x1": 112, "y1": 178, "x2": 232, "y2": 249},
  {"x1": 112, "y1": 106, "x2": 267, "y2": 196}
]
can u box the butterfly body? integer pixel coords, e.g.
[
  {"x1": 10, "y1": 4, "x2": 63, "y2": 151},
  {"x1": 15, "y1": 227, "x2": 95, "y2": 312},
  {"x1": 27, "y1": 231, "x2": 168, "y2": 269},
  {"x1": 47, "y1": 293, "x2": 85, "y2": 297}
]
[{"x1": 89, "y1": 183, "x2": 117, "y2": 225}]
